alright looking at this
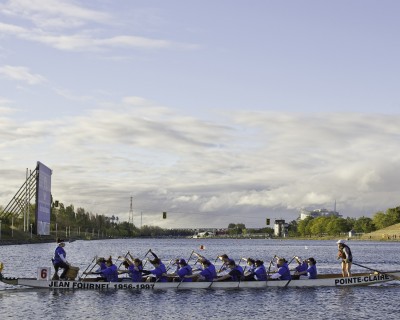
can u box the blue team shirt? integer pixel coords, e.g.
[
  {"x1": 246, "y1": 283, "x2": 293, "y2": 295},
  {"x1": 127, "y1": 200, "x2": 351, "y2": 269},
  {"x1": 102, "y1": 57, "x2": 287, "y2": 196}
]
[
  {"x1": 295, "y1": 261, "x2": 308, "y2": 273},
  {"x1": 228, "y1": 265, "x2": 244, "y2": 281},
  {"x1": 177, "y1": 265, "x2": 193, "y2": 282},
  {"x1": 278, "y1": 263, "x2": 291, "y2": 280},
  {"x1": 53, "y1": 246, "x2": 66, "y2": 264},
  {"x1": 254, "y1": 265, "x2": 267, "y2": 281},
  {"x1": 128, "y1": 264, "x2": 143, "y2": 282},
  {"x1": 101, "y1": 264, "x2": 119, "y2": 282},
  {"x1": 306, "y1": 264, "x2": 317, "y2": 279},
  {"x1": 200, "y1": 264, "x2": 217, "y2": 281},
  {"x1": 151, "y1": 263, "x2": 167, "y2": 282},
  {"x1": 247, "y1": 265, "x2": 256, "y2": 275}
]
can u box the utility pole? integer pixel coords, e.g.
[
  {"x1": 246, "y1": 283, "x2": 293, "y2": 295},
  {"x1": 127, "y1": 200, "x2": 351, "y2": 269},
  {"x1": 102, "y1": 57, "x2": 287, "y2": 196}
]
[{"x1": 129, "y1": 197, "x2": 134, "y2": 225}]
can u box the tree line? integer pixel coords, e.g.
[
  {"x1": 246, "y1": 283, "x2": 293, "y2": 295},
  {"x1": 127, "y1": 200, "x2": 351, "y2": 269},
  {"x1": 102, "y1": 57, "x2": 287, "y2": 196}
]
[
  {"x1": 226, "y1": 206, "x2": 400, "y2": 237},
  {"x1": 287, "y1": 206, "x2": 400, "y2": 237},
  {"x1": 0, "y1": 202, "x2": 194, "y2": 239},
  {"x1": 1, "y1": 203, "x2": 399, "y2": 239}
]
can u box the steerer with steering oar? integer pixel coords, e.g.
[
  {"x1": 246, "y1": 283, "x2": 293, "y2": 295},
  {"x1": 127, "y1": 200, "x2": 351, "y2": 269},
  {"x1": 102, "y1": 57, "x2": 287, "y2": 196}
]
[{"x1": 352, "y1": 262, "x2": 400, "y2": 280}]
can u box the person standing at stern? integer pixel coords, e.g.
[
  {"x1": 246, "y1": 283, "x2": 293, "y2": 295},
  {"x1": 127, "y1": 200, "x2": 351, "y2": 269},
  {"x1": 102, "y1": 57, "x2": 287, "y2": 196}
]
[{"x1": 337, "y1": 240, "x2": 353, "y2": 277}]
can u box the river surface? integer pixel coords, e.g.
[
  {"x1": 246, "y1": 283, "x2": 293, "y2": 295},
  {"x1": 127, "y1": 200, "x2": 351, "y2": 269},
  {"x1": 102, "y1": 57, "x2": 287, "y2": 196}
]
[{"x1": 0, "y1": 238, "x2": 399, "y2": 319}]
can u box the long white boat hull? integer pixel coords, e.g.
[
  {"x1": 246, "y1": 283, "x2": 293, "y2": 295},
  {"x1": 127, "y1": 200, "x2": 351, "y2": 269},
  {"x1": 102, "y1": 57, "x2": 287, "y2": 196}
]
[{"x1": 1, "y1": 271, "x2": 399, "y2": 290}]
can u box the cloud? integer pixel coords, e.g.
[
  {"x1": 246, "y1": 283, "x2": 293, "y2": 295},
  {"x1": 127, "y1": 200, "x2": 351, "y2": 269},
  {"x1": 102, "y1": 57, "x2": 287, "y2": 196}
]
[
  {"x1": 0, "y1": 2, "x2": 198, "y2": 52},
  {"x1": 0, "y1": 97, "x2": 14, "y2": 109},
  {"x1": 0, "y1": 22, "x2": 194, "y2": 52},
  {"x1": 1, "y1": 106, "x2": 400, "y2": 228},
  {"x1": 0, "y1": 65, "x2": 46, "y2": 85},
  {"x1": 0, "y1": 0, "x2": 111, "y2": 29}
]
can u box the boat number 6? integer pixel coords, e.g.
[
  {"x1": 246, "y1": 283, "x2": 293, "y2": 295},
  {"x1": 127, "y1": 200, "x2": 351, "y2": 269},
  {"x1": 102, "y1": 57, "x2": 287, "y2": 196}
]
[
  {"x1": 41, "y1": 269, "x2": 48, "y2": 279},
  {"x1": 37, "y1": 267, "x2": 51, "y2": 280}
]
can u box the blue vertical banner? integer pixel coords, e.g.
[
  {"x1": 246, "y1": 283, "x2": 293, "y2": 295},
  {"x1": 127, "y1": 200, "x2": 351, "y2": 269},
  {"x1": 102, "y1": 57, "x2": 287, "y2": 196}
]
[{"x1": 35, "y1": 161, "x2": 52, "y2": 235}]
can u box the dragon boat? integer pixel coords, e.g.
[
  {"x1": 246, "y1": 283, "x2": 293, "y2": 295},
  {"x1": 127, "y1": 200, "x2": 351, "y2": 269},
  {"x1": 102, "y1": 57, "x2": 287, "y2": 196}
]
[{"x1": 1, "y1": 269, "x2": 399, "y2": 290}]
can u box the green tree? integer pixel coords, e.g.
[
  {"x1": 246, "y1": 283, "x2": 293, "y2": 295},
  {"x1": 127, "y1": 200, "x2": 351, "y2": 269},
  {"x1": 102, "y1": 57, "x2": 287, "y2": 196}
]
[
  {"x1": 297, "y1": 216, "x2": 313, "y2": 236},
  {"x1": 309, "y1": 216, "x2": 327, "y2": 236},
  {"x1": 372, "y1": 211, "x2": 390, "y2": 229},
  {"x1": 326, "y1": 217, "x2": 349, "y2": 236},
  {"x1": 353, "y1": 216, "x2": 376, "y2": 233},
  {"x1": 386, "y1": 207, "x2": 400, "y2": 225},
  {"x1": 287, "y1": 220, "x2": 299, "y2": 237}
]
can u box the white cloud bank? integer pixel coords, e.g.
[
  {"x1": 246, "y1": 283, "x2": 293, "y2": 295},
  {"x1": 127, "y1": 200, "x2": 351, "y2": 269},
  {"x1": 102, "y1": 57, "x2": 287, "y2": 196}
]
[
  {"x1": 1, "y1": 102, "x2": 399, "y2": 228},
  {"x1": 0, "y1": 0, "x2": 197, "y2": 52}
]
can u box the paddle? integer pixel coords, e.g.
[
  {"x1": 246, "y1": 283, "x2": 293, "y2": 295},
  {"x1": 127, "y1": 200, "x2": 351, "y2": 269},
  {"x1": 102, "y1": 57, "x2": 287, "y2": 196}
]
[
  {"x1": 186, "y1": 250, "x2": 195, "y2": 265},
  {"x1": 117, "y1": 251, "x2": 130, "y2": 270},
  {"x1": 217, "y1": 259, "x2": 229, "y2": 274},
  {"x1": 176, "y1": 250, "x2": 195, "y2": 289},
  {"x1": 352, "y1": 262, "x2": 400, "y2": 280},
  {"x1": 79, "y1": 256, "x2": 97, "y2": 280},
  {"x1": 266, "y1": 255, "x2": 277, "y2": 279},
  {"x1": 284, "y1": 276, "x2": 292, "y2": 288},
  {"x1": 241, "y1": 259, "x2": 248, "y2": 275},
  {"x1": 192, "y1": 251, "x2": 205, "y2": 266},
  {"x1": 287, "y1": 256, "x2": 296, "y2": 267},
  {"x1": 141, "y1": 249, "x2": 152, "y2": 269},
  {"x1": 126, "y1": 252, "x2": 135, "y2": 261}
]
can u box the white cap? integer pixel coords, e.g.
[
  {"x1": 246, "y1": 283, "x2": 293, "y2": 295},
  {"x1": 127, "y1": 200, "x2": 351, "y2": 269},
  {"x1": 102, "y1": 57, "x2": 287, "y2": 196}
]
[{"x1": 336, "y1": 239, "x2": 345, "y2": 244}]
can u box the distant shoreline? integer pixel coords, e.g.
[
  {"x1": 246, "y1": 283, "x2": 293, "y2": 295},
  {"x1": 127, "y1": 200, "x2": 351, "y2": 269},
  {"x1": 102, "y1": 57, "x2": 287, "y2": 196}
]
[{"x1": 1, "y1": 235, "x2": 399, "y2": 246}]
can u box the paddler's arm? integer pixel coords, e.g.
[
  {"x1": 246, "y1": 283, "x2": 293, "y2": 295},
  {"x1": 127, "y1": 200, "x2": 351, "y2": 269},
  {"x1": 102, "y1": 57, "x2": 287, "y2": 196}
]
[{"x1": 148, "y1": 249, "x2": 159, "y2": 259}]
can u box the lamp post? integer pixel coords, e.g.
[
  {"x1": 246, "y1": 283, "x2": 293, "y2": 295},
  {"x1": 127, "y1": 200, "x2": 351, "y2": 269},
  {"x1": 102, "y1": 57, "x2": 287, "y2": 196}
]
[{"x1": 30, "y1": 223, "x2": 33, "y2": 239}]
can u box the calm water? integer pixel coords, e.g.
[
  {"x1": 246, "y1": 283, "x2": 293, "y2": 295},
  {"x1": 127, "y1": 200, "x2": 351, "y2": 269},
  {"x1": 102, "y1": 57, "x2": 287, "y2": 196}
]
[{"x1": 1, "y1": 239, "x2": 399, "y2": 319}]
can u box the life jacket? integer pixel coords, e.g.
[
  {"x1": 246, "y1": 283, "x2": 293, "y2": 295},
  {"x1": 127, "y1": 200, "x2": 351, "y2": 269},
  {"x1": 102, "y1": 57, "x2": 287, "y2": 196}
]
[{"x1": 339, "y1": 244, "x2": 353, "y2": 261}]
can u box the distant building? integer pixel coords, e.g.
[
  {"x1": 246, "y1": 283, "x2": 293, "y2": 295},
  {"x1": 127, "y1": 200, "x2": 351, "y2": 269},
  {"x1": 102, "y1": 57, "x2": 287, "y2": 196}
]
[
  {"x1": 192, "y1": 229, "x2": 215, "y2": 238},
  {"x1": 348, "y1": 229, "x2": 356, "y2": 238},
  {"x1": 299, "y1": 208, "x2": 342, "y2": 220},
  {"x1": 274, "y1": 219, "x2": 288, "y2": 237}
]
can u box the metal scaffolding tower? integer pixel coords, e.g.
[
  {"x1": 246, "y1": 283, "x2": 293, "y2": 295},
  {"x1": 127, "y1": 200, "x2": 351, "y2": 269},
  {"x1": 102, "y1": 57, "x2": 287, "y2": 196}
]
[{"x1": 128, "y1": 196, "x2": 134, "y2": 225}]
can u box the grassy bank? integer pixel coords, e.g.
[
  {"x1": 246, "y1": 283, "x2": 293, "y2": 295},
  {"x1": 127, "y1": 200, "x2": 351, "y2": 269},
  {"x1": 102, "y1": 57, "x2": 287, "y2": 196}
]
[{"x1": 360, "y1": 222, "x2": 400, "y2": 241}]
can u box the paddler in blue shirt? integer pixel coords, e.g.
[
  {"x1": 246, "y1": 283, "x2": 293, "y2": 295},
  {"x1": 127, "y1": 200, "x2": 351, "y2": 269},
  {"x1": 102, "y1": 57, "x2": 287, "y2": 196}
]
[
  {"x1": 168, "y1": 258, "x2": 193, "y2": 282},
  {"x1": 253, "y1": 260, "x2": 267, "y2": 281},
  {"x1": 93, "y1": 257, "x2": 107, "y2": 281},
  {"x1": 85, "y1": 256, "x2": 119, "y2": 282},
  {"x1": 243, "y1": 258, "x2": 256, "y2": 280},
  {"x1": 145, "y1": 250, "x2": 167, "y2": 282},
  {"x1": 295, "y1": 257, "x2": 318, "y2": 279},
  {"x1": 142, "y1": 257, "x2": 168, "y2": 282},
  {"x1": 52, "y1": 238, "x2": 70, "y2": 280},
  {"x1": 269, "y1": 257, "x2": 291, "y2": 280},
  {"x1": 185, "y1": 257, "x2": 217, "y2": 282},
  {"x1": 121, "y1": 256, "x2": 143, "y2": 282},
  {"x1": 216, "y1": 254, "x2": 231, "y2": 273},
  {"x1": 214, "y1": 259, "x2": 244, "y2": 281},
  {"x1": 292, "y1": 256, "x2": 308, "y2": 279},
  {"x1": 294, "y1": 256, "x2": 308, "y2": 272}
]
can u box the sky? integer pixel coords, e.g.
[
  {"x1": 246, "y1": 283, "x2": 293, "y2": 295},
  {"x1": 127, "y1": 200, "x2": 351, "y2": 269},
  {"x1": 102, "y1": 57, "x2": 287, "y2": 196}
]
[{"x1": 1, "y1": 0, "x2": 400, "y2": 229}]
